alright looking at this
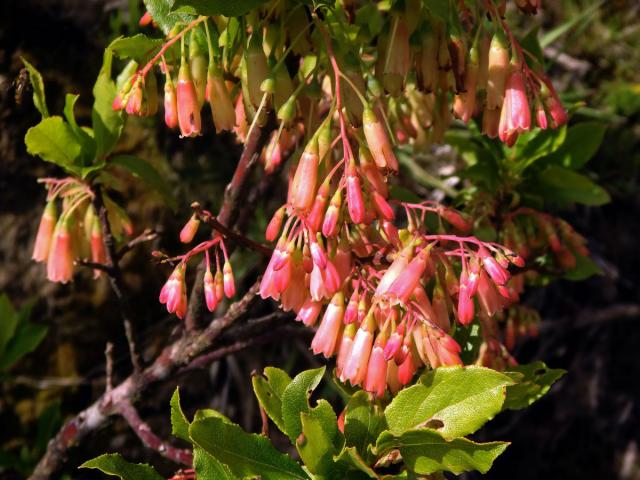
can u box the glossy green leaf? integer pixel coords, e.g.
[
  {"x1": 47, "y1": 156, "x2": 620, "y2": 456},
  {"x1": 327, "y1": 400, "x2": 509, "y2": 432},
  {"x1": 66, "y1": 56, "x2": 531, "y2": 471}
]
[
  {"x1": 172, "y1": 0, "x2": 269, "y2": 17},
  {"x1": 512, "y1": 126, "x2": 566, "y2": 172},
  {"x1": 80, "y1": 453, "x2": 163, "y2": 480},
  {"x1": 344, "y1": 390, "x2": 387, "y2": 462},
  {"x1": 169, "y1": 387, "x2": 190, "y2": 441},
  {"x1": 189, "y1": 417, "x2": 309, "y2": 480},
  {"x1": 376, "y1": 429, "x2": 509, "y2": 475},
  {"x1": 109, "y1": 34, "x2": 163, "y2": 61},
  {"x1": 503, "y1": 361, "x2": 566, "y2": 411},
  {"x1": 540, "y1": 122, "x2": 606, "y2": 170},
  {"x1": 63, "y1": 93, "x2": 97, "y2": 163},
  {"x1": 193, "y1": 447, "x2": 238, "y2": 480},
  {"x1": 143, "y1": 0, "x2": 194, "y2": 34},
  {"x1": 93, "y1": 47, "x2": 123, "y2": 158},
  {"x1": 25, "y1": 116, "x2": 83, "y2": 175},
  {"x1": 281, "y1": 366, "x2": 326, "y2": 441},
  {"x1": 384, "y1": 366, "x2": 514, "y2": 439},
  {"x1": 110, "y1": 154, "x2": 177, "y2": 210},
  {"x1": 252, "y1": 367, "x2": 292, "y2": 434},
  {"x1": 297, "y1": 411, "x2": 341, "y2": 477},
  {"x1": 21, "y1": 57, "x2": 49, "y2": 118},
  {"x1": 533, "y1": 166, "x2": 610, "y2": 206}
]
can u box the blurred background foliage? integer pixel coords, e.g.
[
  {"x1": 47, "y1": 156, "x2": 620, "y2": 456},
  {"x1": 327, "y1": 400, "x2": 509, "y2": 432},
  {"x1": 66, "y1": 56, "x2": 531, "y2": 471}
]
[{"x1": 0, "y1": 0, "x2": 638, "y2": 479}]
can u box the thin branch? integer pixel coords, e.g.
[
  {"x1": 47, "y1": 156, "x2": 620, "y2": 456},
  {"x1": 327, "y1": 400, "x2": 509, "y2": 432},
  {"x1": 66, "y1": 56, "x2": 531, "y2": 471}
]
[
  {"x1": 29, "y1": 280, "x2": 261, "y2": 480},
  {"x1": 75, "y1": 259, "x2": 114, "y2": 274},
  {"x1": 117, "y1": 228, "x2": 159, "y2": 259},
  {"x1": 92, "y1": 188, "x2": 142, "y2": 374},
  {"x1": 191, "y1": 202, "x2": 273, "y2": 257},
  {"x1": 115, "y1": 399, "x2": 193, "y2": 466}
]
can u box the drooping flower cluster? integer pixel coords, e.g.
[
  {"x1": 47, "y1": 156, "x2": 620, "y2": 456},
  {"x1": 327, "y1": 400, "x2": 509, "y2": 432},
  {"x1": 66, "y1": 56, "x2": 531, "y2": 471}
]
[{"x1": 32, "y1": 178, "x2": 132, "y2": 283}]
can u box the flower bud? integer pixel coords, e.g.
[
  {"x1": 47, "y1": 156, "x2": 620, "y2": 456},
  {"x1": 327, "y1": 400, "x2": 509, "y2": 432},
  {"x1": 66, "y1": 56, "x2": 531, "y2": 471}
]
[
  {"x1": 289, "y1": 137, "x2": 319, "y2": 212},
  {"x1": 346, "y1": 161, "x2": 366, "y2": 224},
  {"x1": 223, "y1": 260, "x2": 235, "y2": 298},
  {"x1": 322, "y1": 188, "x2": 342, "y2": 238},
  {"x1": 296, "y1": 299, "x2": 323, "y2": 326},
  {"x1": 159, "y1": 263, "x2": 187, "y2": 318},
  {"x1": 265, "y1": 206, "x2": 285, "y2": 242},
  {"x1": 179, "y1": 214, "x2": 200, "y2": 243},
  {"x1": 164, "y1": 72, "x2": 178, "y2": 129},
  {"x1": 363, "y1": 106, "x2": 398, "y2": 172},
  {"x1": 176, "y1": 58, "x2": 202, "y2": 137},
  {"x1": 486, "y1": 31, "x2": 509, "y2": 110},
  {"x1": 204, "y1": 269, "x2": 217, "y2": 312}
]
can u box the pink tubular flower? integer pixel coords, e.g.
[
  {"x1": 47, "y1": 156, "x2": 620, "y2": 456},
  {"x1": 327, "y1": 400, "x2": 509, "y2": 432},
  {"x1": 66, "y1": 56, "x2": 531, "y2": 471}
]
[
  {"x1": 384, "y1": 322, "x2": 404, "y2": 361},
  {"x1": 457, "y1": 278, "x2": 475, "y2": 325},
  {"x1": 307, "y1": 180, "x2": 330, "y2": 233},
  {"x1": 479, "y1": 246, "x2": 510, "y2": 286},
  {"x1": 397, "y1": 349, "x2": 417, "y2": 386},
  {"x1": 265, "y1": 207, "x2": 285, "y2": 242},
  {"x1": 295, "y1": 298, "x2": 323, "y2": 326},
  {"x1": 33, "y1": 201, "x2": 57, "y2": 262},
  {"x1": 371, "y1": 191, "x2": 395, "y2": 222},
  {"x1": 375, "y1": 241, "x2": 415, "y2": 297},
  {"x1": 346, "y1": 167, "x2": 365, "y2": 224},
  {"x1": 363, "y1": 106, "x2": 398, "y2": 172},
  {"x1": 179, "y1": 214, "x2": 200, "y2": 243},
  {"x1": 90, "y1": 215, "x2": 106, "y2": 279},
  {"x1": 388, "y1": 243, "x2": 433, "y2": 303},
  {"x1": 499, "y1": 67, "x2": 531, "y2": 146},
  {"x1": 343, "y1": 313, "x2": 375, "y2": 386},
  {"x1": 164, "y1": 72, "x2": 178, "y2": 129},
  {"x1": 477, "y1": 270, "x2": 503, "y2": 317},
  {"x1": 311, "y1": 292, "x2": 345, "y2": 358},
  {"x1": 289, "y1": 138, "x2": 319, "y2": 212},
  {"x1": 322, "y1": 189, "x2": 342, "y2": 238},
  {"x1": 206, "y1": 66, "x2": 236, "y2": 133},
  {"x1": 336, "y1": 323, "x2": 357, "y2": 381},
  {"x1": 47, "y1": 218, "x2": 74, "y2": 284},
  {"x1": 365, "y1": 340, "x2": 388, "y2": 398},
  {"x1": 204, "y1": 269, "x2": 217, "y2": 312},
  {"x1": 159, "y1": 263, "x2": 187, "y2": 319},
  {"x1": 176, "y1": 60, "x2": 201, "y2": 137},
  {"x1": 223, "y1": 260, "x2": 235, "y2": 298}
]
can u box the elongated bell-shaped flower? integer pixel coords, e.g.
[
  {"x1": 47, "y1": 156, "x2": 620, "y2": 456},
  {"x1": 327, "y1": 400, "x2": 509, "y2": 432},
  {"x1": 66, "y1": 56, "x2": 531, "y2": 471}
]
[
  {"x1": 204, "y1": 268, "x2": 217, "y2": 312},
  {"x1": 397, "y1": 349, "x2": 417, "y2": 386},
  {"x1": 33, "y1": 200, "x2": 57, "y2": 262},
  {"x1": 265, "y1": 206, "x2": 285, "y2": 242},
  {"x1": 289, "y1": 137, "x2": 319, "y2": 212},
  {"x1": 344, "y1": 288, "x2": 359, "y2": 324},
  {"x1": 457, "y1": 271, "x2": 475, "y2": 325},
  {"x1": 159, "y1": 263, "x2": 187, "y2": 318},
  {"x1": 479, "y1": 246, "x2": 510, "y2": 285},
  {"x1": 296, "y1": 298, "x2": 323, "y2": 326},
  {"x1": 382, "y1": 14, "x2": 410, "y2": 96},
  {"x1": 343, "y1": 312, "x2": 375, "y2": 386},
  {"x1": 365, "y1": 338, "x2": 388, "y2": 398},
  {"x1": 452, "y1": 45, "x2": 479, "y2": 124},
  {"x1": 47, "y1": 217, "x2": 74, "y2": 283},
  {"x1": 125, "y1": 78, "x2": 145, "y2": 116},
  {"x1": 417, "y1": 29, "x2": 438, "y2": 93},
  {"x1": 346, "y1": 160, "x2": 366, "y2": 224},
  {"x1": 375, "y1": 240, "x2": 415, "y2": 297},
  {"x1": 164, "y1": 72, "x2": 178, "y2": 129},
  {"x1": 311, "y1": 292, "x2": 345, "y2": 358},
  {"x1": 322, "y1": 188, "x2": 342, "y2": 238},
  {"x1": 388, "y1": 243, "x2": 434, "y2": 303},
  {"x1": 179, "y1": 214, "x2": 200, "y2": 243},
  {"x1": 206, "y1": 64, "x2": 236, "y2": 133},
  {"x1": 90, "y1": 214, "x2": 106, "y2": 279},
  {"x1": 336, "y1": 323, "x2": 357, "y2": 381},
  {"x1": 363, "y1": 107, "x2": 398, "y2": 172},
  {"x1": 486, "y1": 31, "x2": 509, "y2": 110},
  {"x1": 176, "y1": 58, "x2": 201, "y2": 137},
  {"x1": 499, "y1": 66, "x2": 531, "y2": 146},
  {"x1": 477, "y1": 270, "x2": 503, "y2": 317}
]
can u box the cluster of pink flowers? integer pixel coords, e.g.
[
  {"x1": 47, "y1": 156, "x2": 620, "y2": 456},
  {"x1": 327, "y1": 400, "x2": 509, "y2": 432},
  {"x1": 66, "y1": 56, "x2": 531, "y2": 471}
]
[{"x1": 32, "y1": 178, "x2": 132, "y2": 283}]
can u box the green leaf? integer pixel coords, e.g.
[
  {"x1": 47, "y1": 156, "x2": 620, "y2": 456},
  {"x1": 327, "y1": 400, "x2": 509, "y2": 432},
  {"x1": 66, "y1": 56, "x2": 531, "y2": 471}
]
[
  {"x1": 281, "y1": 366, "x2": 326, "y2": 442},
  {"x1": 376, "y1": 429, "x2": 508, "y2": 475},
  {"x1": 21, "y1": 58, "x2": 49, "y2": 118},
  {"x1": 343, "y1": 390, "x2": 387, "y2": 462},
  {"x1": 64, "y1": 94, "x2": 97, "y2": 163},
  {"x1": 334, "y1": 446, "x2": 378, "y2": 478},
  {"x1": 80, "y1": 453, "x2": 164, "y2": 480},
  {"x1": 563, "y1": 253, "x2": 603, "y2": 281},
  {"x1": 539, "y1": 122, "x2": 606, "y2": 170},
  {"x1": 503, "y1": 361, "x2": 566, "y2": 411},
  {"x1": 252, "y1": 367, "x2": 292, "y2": 434},
  {"x1": 0, "y1": 294, "x2": 18, "y2": 358},
  {"x1": 143, "y1": 0, "x2": 195, "y2": 34},
  {"x1": 170, "y1": 388, "x2": 190, "y2": 441},
  {"x1": 540, "y1": 1, "x2": 603, "y2": 47},
  {"x1": 25, "y1": 116, "x2": 83, "y2": 175},
  {"x1": 110, "y1": 155, "x2": 177, "y2": 210},
  {"x1": 519, "y1": 28, "x2": 544, "y2": 66},
  {"x1": 109, "y1": 34, "x2": 163, "y2": 61},
  {"x1": 384, "y1": 366, "x2": 514, "y2": 439},
  {"x1": 189, "y1": 417, "x2": 309, "y2": 480},
  {"x1": 93, "y1": 48, "x2": 124, "y2": 158},
  {"x1": 533, "y1": 166, "x2": 610, "y2": 206},
  {"x1": 297, "y1": 411, "x2": 341, "y2": 477},
  {"x1": 172, "y1": 0, "x2": 269, "y2": 17},
  {"x1": 193, "y1": 447, "x2": 238, "y2": 480},
  {"x1": 512, "y1": 126, "x2": 566, "y2": 172},
  {"x1": 0, "y1": 321, "x2": 48, "y2": 371}
]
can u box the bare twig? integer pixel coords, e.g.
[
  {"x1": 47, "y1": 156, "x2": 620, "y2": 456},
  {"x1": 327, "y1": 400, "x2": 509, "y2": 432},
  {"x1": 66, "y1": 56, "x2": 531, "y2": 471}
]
[
  {"x1": 29, "y1": 281, "x2": 261, "y2": 480},
  {"x1": 117, "y1": 228, "x2": 159, "y2": 259},
  {"x1": 92, "y1": 187, "x2": 142, "y2": 374},
  {"x1": 105, "y1": 342, "x2": 114, "y2": 393},
  {"x1": 115, "y1": 399, "x2": 193, "y2": 466},
  {"x1": 191, "y1": 202, "x2": 273, "y2": 257},
  {"x1": 75, "y1": 259, "x2": 114, "y2": 274}
]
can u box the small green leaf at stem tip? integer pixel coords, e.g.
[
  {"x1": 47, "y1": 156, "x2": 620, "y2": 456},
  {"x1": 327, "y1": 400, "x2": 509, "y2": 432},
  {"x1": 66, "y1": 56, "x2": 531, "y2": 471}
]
[
  {"x1": 169, "y1": 388, "x2": 190, "y2": 441},
  {"x1": 384, "y1": 366, "x2": 514, "y2": 440},
  {"x1": 80, "y1": 453, "x2": 164, "y2": 480},
  {"x1": 21, "y1": 57, "x2": 49, "y2": 118},
  {"x1": 252, "y1": 367, "x2": 292, "y2": 434}
]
